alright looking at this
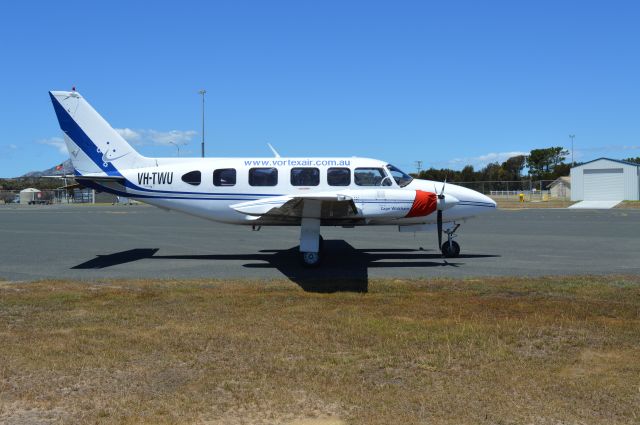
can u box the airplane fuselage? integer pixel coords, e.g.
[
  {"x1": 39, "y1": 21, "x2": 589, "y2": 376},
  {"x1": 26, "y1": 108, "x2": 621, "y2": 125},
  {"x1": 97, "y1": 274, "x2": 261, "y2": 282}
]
[{"x1": 87, "y1": 156, "x2": 496, "y2": 226}]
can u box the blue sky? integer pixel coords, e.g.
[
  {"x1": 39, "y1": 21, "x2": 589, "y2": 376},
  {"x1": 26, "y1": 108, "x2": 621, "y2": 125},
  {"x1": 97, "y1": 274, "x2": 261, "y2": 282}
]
[{"x1": 1, "y1": 0, "x2": 639, "y2": 177}]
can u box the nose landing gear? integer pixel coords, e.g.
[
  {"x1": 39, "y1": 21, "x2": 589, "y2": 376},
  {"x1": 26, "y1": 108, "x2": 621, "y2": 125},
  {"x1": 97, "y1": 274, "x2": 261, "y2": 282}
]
[{"x1": 441, "y1": 223, "x2": 461, "y2": 258}]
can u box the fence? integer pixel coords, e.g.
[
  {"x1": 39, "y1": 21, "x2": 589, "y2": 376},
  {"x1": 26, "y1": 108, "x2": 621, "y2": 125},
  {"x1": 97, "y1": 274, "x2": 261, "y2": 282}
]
[
  {"x1": 0, "y1": 188, "x2": 99, "y2": 204},
  {"x1": 454, "y1": 180, "x2": 570, "y2": 201}
]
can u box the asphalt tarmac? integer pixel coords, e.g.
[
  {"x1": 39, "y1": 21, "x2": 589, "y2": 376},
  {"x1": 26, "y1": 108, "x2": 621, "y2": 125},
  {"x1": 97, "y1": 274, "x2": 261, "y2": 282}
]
[{"x1": 1, "y1": 204, "x2": 639, "y2": 291}]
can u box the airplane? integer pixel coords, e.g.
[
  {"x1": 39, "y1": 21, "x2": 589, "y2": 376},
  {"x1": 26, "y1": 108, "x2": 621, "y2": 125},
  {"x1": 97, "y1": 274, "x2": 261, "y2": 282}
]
[{"x1": 49, "y1": 89, "x2": 497, "y2": 267}]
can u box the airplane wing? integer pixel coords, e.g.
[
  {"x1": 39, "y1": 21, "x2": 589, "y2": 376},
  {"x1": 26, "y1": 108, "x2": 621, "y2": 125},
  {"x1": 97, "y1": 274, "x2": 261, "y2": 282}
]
[{"x1": 230, "y1": 193, "x2": 358, "y2": 219}]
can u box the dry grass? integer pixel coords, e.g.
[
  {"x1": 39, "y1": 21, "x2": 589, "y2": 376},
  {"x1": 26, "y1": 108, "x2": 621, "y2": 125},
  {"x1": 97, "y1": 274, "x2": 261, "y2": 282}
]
[
  {"x1": 616, "y1": 201, "x2": 640, "y2": 209},
  {"x1": 491, "y1": 198, "x2": 576, "y2": 209},
  {"x1": 1, "y1": 276, "x2": 639, "y2": 424}
]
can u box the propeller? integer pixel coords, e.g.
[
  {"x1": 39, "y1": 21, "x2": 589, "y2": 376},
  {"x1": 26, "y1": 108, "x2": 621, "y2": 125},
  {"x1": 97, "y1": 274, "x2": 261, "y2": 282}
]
[{"x1": 437, "y1": 209, "x2": 443, "y2": 250}]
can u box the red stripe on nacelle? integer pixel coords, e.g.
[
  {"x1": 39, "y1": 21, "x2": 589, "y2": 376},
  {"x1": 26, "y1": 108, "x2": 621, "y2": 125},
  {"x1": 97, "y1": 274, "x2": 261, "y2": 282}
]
[{"x1": 405, "y1": 190, "x2": 437, "y2": 218}]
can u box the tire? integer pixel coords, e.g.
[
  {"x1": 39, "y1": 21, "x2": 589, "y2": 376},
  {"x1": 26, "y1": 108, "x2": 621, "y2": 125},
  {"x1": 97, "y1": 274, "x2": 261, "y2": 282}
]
[
  {"x1": 301, "y1": 251, "x2": 321, "y2": 267},
  {"x1": 441, "y1": 241, "x2": 460, "y2": 258},
  {"x1": 300, "y1": 235, "x2": 324, "y2": 267}
]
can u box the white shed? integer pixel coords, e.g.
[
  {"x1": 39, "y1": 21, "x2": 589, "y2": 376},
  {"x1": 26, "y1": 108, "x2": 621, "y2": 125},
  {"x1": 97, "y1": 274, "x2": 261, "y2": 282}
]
[
  {"x1": 19, "y1": 188, "x2": 42, "y2": 204},
  {"x1": 549, "y1": 176, "x2": 571, "y2": 199},
  {"x1": 570, "y1": 158, "x2": 639, "y2": 201}
]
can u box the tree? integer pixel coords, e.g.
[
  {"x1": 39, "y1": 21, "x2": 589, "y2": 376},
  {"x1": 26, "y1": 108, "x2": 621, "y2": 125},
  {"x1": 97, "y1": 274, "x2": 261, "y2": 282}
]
[
  {"x1": 411, "y1": 146, "x2": 571, "y2": 187},
  {"x1": 460, "y1": 165, "x2": 475, "y2": 182},
  {"x1": 480, "y1": 162, "x2": 503, "y2": 181},
  {"x1": 418, "y1": 168, "x2": 451, "y2": 182},
  {"x1": 526, "y1": 147, "x2": 568, "y2": 179},
  {"x1": 553, "y1": 163, "x2": 571, "y2": 178},
  {"x1": 624, "y1": 157, "x2": 640, "y2": 164},
  {"x1": 549, "y1": 147, "x2": 569, "y2": 169},
  {"x1": 501, "y1": 155, "x2": 526, "y2": 180}
]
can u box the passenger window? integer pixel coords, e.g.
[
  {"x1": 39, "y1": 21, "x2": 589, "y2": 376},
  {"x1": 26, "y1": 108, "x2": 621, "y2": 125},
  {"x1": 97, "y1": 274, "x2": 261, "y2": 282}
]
[
  {"x1": 327, "y1": 167, "x2": 351, "y2": 186},
  {"x1": 213, "y1": 168, "x2": 236, "y2": 186},
  {"x1": 249, "y1": 167, "x2": 278, "y2": 186},
  {"x1": 181, "y1": 170, "x2": 201, "y2": 186},
  {"x1": 354, "y1": 168, "x2": 391, "y2": 186},
  {"x1": 291, "y1": 168, "x2": 320, "y2": 186}
]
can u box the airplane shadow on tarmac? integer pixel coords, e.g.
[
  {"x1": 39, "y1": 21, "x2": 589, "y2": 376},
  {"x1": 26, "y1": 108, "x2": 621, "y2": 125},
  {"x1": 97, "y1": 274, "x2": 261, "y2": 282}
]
[{"x1": 72, "y1": 240, "x2": 499, "y2": 293}]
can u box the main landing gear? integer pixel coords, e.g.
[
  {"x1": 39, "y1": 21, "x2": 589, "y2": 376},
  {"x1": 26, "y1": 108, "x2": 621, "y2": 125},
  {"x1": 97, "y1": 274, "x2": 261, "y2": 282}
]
[
  {"x1": 441, "y1": 223, "x2": 461, "y2": 258},
  {"x1": 299, "y1": 201, "x2": 324, "y2": 267},
  {"x1": 299, "y1": 217, "x2": 324, "y2": 267},
  {"x1": 301, "y1": 236, "x2": 325, "y2": 267}
]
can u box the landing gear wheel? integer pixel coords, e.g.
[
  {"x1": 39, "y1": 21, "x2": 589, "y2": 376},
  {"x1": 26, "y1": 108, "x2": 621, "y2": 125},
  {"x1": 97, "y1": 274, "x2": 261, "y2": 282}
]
[
  {"x1": 441, "y1": 241, "x2": 460, "y2": 258},
  {"x1": 301, "y1": 251, "x2": 321, "y2": 267},
  {"x1": 300, "y1": 235, "x2": 324, "y2": 267}
]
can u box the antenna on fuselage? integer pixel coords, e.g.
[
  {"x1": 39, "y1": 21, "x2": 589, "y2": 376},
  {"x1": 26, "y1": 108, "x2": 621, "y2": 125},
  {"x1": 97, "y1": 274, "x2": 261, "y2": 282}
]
[{"x1": 267, "y1": 143, "x2": 281, "y2": 158}]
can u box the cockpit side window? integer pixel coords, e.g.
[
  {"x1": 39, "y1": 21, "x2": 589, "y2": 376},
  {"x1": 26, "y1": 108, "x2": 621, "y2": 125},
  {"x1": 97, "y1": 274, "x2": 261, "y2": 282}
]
[
  {"x1": 354, "y1": 168, "x2": 392, "y2": 186},
  {"x1": 181, "y1": 170, "x2": 201, "y2": 186},
  {"x1": 386, "y1": 164, "x2": 413, "y2": 187}
]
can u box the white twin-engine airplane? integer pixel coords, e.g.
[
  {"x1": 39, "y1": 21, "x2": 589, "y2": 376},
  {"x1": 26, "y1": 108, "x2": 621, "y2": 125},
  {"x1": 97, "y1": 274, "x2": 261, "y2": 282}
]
[{"x1": 49, "y1": 90, "x2": 496, "y2": 267}]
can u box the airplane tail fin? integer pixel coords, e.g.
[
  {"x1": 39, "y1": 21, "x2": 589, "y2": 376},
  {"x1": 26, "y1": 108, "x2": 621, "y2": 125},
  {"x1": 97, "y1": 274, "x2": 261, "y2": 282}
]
[{"x1": 49, "y1": 90, "x2": 154, "y2": 175}]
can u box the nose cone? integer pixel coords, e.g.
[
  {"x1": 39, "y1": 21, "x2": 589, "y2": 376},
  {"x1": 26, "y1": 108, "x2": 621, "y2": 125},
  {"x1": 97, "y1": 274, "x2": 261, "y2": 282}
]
[
  {"x1": 408, "y1": 179, "x2": 496, "y2": 213},
  {"x1": 453, "y1": 185, "x2": 497, "y2": 211},
  {"x1": 476, "y1": 191, "x2": 497, "y2": 209}
]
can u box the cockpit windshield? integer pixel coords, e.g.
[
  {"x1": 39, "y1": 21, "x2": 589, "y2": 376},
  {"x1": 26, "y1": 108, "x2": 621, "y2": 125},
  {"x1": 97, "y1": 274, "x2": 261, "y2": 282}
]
[{"x1": 386, "y1": 164, "x2": 413, "y2": 187}]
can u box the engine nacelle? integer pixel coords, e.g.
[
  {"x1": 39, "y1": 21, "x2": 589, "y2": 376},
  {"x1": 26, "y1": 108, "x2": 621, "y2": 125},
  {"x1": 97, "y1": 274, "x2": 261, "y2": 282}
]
[{"x1": 355, "y1": 189, "x2": 458, "y2": 219}]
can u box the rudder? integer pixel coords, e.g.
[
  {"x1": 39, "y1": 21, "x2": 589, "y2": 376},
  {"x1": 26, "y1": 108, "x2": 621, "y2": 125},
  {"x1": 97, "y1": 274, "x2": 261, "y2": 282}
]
[{"x1": 49, "y1": 91, "x2": 153, "y2": 175}]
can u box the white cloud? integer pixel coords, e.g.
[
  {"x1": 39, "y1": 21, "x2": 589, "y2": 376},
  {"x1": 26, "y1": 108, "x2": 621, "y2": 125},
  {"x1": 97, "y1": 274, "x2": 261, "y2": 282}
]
[
  {"x1": 575, "y1": 144, "x2": 640, "y2": 153},
  {"x1": 447, "y1": 151, "x2": 528, "y2": 168},
  {"x1": 36, "y1": 128, "x2": 197, "y2": 158},
  {"x1": 115, "y1": 128, "x2": 196, "y2": 146},
  {"x1": 0, "y1": 144, "x2": 18, "y2": 155},
  {"x1": 39, "y1": 137, "x2": 68, "y2": 155},
  {"x1": 115, "y1": 128, "x2": 141, "y2": 142}
]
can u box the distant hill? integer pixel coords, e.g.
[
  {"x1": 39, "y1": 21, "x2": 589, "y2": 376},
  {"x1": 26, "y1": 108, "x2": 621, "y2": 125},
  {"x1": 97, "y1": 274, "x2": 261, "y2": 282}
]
[{"x1": 21, "y1": 159, "x2": 73, "y2": 177}]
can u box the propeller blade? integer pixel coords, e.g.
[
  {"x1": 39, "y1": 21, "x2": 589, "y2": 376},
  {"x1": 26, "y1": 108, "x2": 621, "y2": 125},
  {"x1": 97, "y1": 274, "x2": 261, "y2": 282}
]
[
  {"x1": 437, "y1": 209, "x2": 443, "y2": 251},
  {"x1": 435, "y1": 181, "x2": 446, "y2": 214}
]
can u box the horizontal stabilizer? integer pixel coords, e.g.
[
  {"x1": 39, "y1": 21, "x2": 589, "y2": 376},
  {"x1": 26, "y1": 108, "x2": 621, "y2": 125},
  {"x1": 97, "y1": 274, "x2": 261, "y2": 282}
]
[
  {"x1": 41, "y1": 174, "x2": 80, "y2": 179},
  {"x1": 42, "y1": 174, "x2": 125, "y2": 183},
  {"x1": 73, "y1": 174, "x2": 126, "y2": 183}
]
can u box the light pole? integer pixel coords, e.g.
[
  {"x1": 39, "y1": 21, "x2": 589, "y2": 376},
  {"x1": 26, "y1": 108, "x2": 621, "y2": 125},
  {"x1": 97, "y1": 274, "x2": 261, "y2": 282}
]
[
  {"x1": 169, "y1": 141, "x2": 180, "y2": 157},
  {"x1": 414, "y1": 160, "x2": 423, "y2": 175},
  {"x1": 199, "y1": 89, "x2": 206, "y2": 157},
  {"x1": 569, "y1": 134, "x2": 575, "y2": 165}
]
